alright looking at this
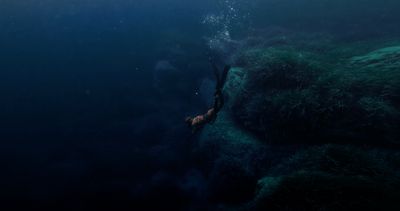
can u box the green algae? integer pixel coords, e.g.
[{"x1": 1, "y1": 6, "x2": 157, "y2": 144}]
[{"x1": 197, "y1": 36, "x2": 400, "y2": 210}]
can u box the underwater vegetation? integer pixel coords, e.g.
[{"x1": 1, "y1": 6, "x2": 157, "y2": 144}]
[
  {"x1": 251, "y1": 145, "x2": 400, "y2": 210},
  {"x1": 196, "y1": 33, "x2": 400, "y2": 210},
  {"x1": 233, "y1": 44, "x2": 400, "y2": 145}
]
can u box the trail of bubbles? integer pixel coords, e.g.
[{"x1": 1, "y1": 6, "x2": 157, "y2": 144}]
[
  {"x1": 202, "y1": 0, "x2": 250, "y2": 62},
  {"x1": 202, "y1": 0, "x2": 251, "y2": 57}
]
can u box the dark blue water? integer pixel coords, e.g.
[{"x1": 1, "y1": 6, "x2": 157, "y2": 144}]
[{"x1": 1, "y1": 0, "x2": 399, "y2": 210}]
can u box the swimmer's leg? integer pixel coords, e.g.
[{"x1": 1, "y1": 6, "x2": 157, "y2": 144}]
[
  {"x1": 211, "y1": 62, "x2": 221, "y2": 89},
  {"x1": 220, "y1": 65, "x2": 231, "y2": 88}
]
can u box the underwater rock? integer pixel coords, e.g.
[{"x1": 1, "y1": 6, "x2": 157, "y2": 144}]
[
  {"x1": 252, "y1": 171, "x2": 400, "y2": 211},
  {"x1": 350, "y1": 46, "x2": 400, "y2": 69},
  {"x1": 348, "y1": 46, "x2": 400, "y2": 105},
  {"x1": 198, "y1": 114, "x2": 299, "y2": 208},
  {"x1": 198, "y1": 43, "x2": 400, "y2": 209},
  {"x1": 196, "y1": 68, "x2": 298, "y2": 206},
  {"x1": 232, "y1": 48, "x2": 326, "y2": 143},
  {"x1": 253, "y1": 176, "x2": 282, "y2": 203},
  {"x1": 207, "y1": 156, "x2": 257, "y2": 204},
  {"x1": 196, "y1": 109, "x2": 267, "y2": 205},
  {"x1": 222, "y1": 67, "x2": 247, "y2": 107},
  {"x1": 249, "y1": 145, "x2": 400, "y2": 211},
  {"x1": 232, "y1": 47, "x2": 400, "y2": 145},
  {"x1": 270, "y1": 145, "x2": 393, "y2": 177}
]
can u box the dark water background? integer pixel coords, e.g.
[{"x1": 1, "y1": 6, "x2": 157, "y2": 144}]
[{"x1": 0, "y1": 0, "x2": 399, "y2": 210}]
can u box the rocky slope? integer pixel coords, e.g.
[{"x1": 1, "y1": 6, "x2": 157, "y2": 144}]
[{"x1": 196, "y1": 39, "x2": 400, "y2": 210}]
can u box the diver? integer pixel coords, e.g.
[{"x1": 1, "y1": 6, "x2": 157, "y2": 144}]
[{"x1": 185, "y1": 63, "x2": 231, "y2": 133}]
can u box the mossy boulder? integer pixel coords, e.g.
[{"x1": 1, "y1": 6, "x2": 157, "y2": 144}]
[
  {"x1": 253, "y1": 171, "x2": 400, "y2": 211},
  {"x1": 350, "y1": 46, "x2": 400, "y2": 69},
  {"x1": 249, "y1": 145, "x2": 400, "y2": 211},
  {"x1": 196, "y1": 69, "x2": 293, "y2": 205},
  {"x1": 223, "y1": 67, "x2": 247, "y2": 108},
  {"x1": 198, "y1": 42, "x2": 400, "y2": 209},
  {"x1": 196, "y1": 110, "x2": 270, "y2": 205},
  {"x1": 348, "y1": 46, "x2": 400, "y2": 105},
  {"x1": 232, "y1": 46, "x2": 400, "y2": 145}
]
